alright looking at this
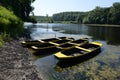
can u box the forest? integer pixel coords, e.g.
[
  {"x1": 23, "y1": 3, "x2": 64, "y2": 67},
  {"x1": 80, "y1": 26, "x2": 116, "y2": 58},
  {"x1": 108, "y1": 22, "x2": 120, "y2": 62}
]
[
  {"x1": 37, "y1": 2, "x2": 120, "y2": 25},
  {"x1": 52, "y1": 2, "x2": 120, "y2": 24}
]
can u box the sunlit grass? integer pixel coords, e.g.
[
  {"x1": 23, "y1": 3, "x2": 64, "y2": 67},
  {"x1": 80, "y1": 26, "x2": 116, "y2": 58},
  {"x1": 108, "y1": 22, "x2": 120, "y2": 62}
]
[
  {"x1": 0, "y1": 32, "x2": 10, "y2": 47},
  {"x1": 0, "y1": 35, "x2": 4, "y2": 47},
  {"x1": 0, "y1": 6, "x2": 23, "y2": 37}
]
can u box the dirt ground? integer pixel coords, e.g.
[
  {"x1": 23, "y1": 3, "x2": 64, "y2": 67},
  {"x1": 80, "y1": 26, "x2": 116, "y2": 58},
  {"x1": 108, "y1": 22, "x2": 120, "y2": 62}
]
[{"x1": 0, "y1": 38, "x2": 42, "y2": 80}]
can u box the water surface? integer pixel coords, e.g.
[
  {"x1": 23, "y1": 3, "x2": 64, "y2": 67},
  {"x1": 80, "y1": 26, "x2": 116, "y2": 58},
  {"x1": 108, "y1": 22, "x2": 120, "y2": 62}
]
[{"x1": 24, "y1": 23, "x2": 120, "y2": 80}]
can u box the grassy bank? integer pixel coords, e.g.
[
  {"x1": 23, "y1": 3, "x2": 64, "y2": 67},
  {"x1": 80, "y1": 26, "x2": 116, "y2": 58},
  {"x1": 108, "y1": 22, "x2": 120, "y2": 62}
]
[
  {"x1": 0, "y1": 32, "x2": 10, "y2": 47},
  {"x1": 0, "y1": 6, "x2": 23, "y2": 37},
  {"x1": 0, "y1": 6, "x2": 24, "y2": 47}
]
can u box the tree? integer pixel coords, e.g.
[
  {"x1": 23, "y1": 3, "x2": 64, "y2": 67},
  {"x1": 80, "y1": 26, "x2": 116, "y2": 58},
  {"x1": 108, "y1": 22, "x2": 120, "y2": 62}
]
[
  {"x1": 83, "y1": 7, "x2": 110, "y2": 24},
  {"x1": 76, "y1": 15, "x2": 82, "y2": 23},
  {"x1": 109, "y1": 2, "x2": 120, "y2": 24},
  {"x1": 0, "y1": 0, "x2": 35, "y2": 21}
]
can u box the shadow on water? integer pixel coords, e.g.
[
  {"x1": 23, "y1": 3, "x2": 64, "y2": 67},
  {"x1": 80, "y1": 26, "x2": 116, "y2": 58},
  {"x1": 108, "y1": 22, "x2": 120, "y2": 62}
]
[
  {"x1": 33, "y1": 53, "x2": 53, "y2": 60},
  {"x1": 55, "y1": 48, "x2": 102, "y2": 68},
  {"x1": 31, "y1": 48, "x2": 62, "y2": 60}
]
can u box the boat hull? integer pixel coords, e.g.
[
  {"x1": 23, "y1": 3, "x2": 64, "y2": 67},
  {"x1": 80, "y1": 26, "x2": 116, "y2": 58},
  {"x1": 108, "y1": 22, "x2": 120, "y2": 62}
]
[
  {"x1": 21, "y1": 37, "x2": 74, "y2": 48},
  {"x1": 21, "y1": 41, "x2": 43, "y2": 47},
  {"x1": 54, "y1": 42, "x2": 102, "y2": 61},
  {"x1": 31, "y1": 47, "x2": 60, "y2": 55}
]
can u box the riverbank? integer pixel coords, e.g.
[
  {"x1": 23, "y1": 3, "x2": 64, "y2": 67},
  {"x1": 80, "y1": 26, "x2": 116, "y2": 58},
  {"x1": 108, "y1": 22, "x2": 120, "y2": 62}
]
[
  {"x1": 0, "y1": 38, "x2": 42, "y2": 80},
  {"x1": 36, "y1": 22, "x2": 120, "y2": 27},
  {"x1": 85, "y1": 24, "x2": 120, "y2": 27}
]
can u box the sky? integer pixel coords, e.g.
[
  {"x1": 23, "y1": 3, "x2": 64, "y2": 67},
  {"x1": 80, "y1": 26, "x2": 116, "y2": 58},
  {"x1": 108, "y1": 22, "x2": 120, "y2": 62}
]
[{"x1": 32, "y1": 0, "x2": 120, "y2": 16}]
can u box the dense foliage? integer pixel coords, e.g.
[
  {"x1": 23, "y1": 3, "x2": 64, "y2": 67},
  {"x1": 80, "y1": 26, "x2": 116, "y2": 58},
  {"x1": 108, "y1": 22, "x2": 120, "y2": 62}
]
[
  {"x1": 35, "y1": 15, "x2": 53, "y2": 23},
  {"x1": 0, "y1": 6, "x2": 23, "y2": 38},
  {"x1": 0, "y1": 0, "x2": 36, "y2": 47},
  {"x1": 52, "y1": 12, "x2": 87, "y2": 23},
  {"x1": 52, "y1": 2, "x2": 120, "y2": 24},
  {"x1": 0, "y1": 0, "x2": 36, "y2": 22}
]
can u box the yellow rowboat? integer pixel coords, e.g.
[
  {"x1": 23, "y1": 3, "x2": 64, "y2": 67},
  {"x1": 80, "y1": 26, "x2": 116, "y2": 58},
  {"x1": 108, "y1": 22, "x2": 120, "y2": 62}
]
[
  {"x1": 57, "y1": 38, "x2": 89, "y2": 50},
  {"x1": 31, "y1": 38, "x2": 74, "y2": 54},
  {"x1": 54, "y1": 42, "x2": 102, "y2": 61},
  {"x1": 21, "y1": 37, "x2": 69, "y2": 47},
  {"x1": 30, "y1": 43, "x2": 59, "y2": 54},
  {"x1": 30, "y1": 38, "x2": 88, "y2": 55},
  {"x1": 68, "y1": 38, "x2": 88, "y2": 46},
  {"x1": 49, "y1": 38, "x2": 74, "y2": 45},
  {"x1": 21, "y1": 40, "x2": 44, "y2": 47}
]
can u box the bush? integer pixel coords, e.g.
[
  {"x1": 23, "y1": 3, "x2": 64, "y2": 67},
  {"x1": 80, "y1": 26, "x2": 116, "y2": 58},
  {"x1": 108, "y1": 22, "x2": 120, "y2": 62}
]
[
  {"x1": 0, "y1": 32, "x2": 11, "y2": 47},
  {"x1": 0, "y1": 35, "x2": 4, "y2": 47},
  {"x1": 0, "y1": 6, "x2": 24, "y2": 37},
  {"x1": 26, "y1": 16, "x2": 37, "y2": 23}
]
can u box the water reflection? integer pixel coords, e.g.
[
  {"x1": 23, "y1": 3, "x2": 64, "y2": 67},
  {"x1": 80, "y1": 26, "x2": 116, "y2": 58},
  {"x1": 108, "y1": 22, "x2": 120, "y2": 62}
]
[
  {"x1": 51, "y1": 24, "x2": 120, "y2": 45},
  {"x1": 86, "y1": 26, "x2": 120, "y2": 45},
  {"x1": 52, "y1": 24, "x2": 88, "y2": 35}
]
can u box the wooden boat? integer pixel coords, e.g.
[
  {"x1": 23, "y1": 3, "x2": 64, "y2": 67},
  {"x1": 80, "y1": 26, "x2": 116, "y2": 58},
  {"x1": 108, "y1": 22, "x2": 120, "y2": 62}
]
[
  {"x1": 68, "y1": 38, "x2": 89, "y2": 46},
  {"x1": 21, "y1": 40, "x2": 43, "y2": 47},
  {"x1": 57, "y1": 38, "x2": 88, "y2": 50},
  {"x1": 21, "y1": 37, "x2": 68, "y2": 47},
  {"x1": 30, "y1": 38, "x2": 88, "y2": 55},
  {"x1": 49, "y1": 38, "x2": 74, "y2": 45},
  {"x1": 54, "y1": 42, "x2": 102, "y2": 61},
  {"x1": 30, "y1": 38, "x2": 74, "y2": 53},
  {"x1": 30, "y1": 42, "x2": 60, "y2": 54}
]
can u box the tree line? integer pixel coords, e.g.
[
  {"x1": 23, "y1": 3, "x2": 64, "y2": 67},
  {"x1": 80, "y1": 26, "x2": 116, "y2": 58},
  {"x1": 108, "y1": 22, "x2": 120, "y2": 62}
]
[
  {"x1": 52, "y1": 2, "x2": 120, "y2": 25},
  {"x1": 35, "y1": 14, "x2": 53, "y2": 23},
  {"x1": 52, "y1": 12, "x2": 87, "y2": 23}
]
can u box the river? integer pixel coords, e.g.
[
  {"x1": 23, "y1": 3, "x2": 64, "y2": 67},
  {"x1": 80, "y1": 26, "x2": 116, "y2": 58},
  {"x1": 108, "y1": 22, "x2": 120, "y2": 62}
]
[{"x1": 24, "y1": 23, "x2": 120, "y2": 80}]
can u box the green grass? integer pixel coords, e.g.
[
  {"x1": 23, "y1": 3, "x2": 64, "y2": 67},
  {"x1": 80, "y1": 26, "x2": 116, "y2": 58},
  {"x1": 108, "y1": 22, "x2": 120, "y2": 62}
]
[
  {"x1": 0, "y1": 6, "x2": 24, "y2": 47},
  {"x1": 0, "y1": 35, "x2": 4, "y2": 47},
  {"x1": 0, "y1": 32, "x2": 10, "y2": 47},
  {"x1": 0, "y1": 5, "x2": 23, "y2": 37}
]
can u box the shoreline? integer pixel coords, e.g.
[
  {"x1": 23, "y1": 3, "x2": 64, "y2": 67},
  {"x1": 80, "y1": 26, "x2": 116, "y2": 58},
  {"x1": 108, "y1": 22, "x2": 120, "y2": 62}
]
[
  {"x1": 84, "y1": 24, "x2": 120, "y2": 27},
  {"x1": 0, "y1": 38, "x2": 42, "y2": 80},
  {"x1": 36, "y1": 22, "x2": 120, "y2": 27}
]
